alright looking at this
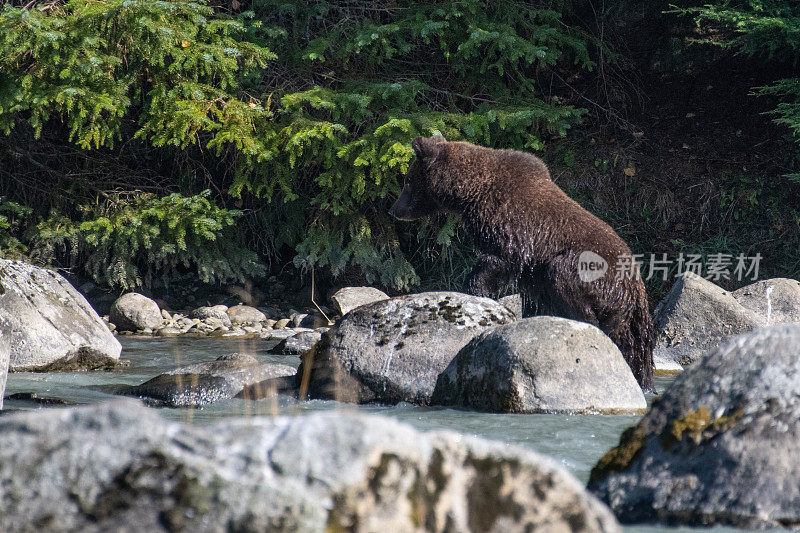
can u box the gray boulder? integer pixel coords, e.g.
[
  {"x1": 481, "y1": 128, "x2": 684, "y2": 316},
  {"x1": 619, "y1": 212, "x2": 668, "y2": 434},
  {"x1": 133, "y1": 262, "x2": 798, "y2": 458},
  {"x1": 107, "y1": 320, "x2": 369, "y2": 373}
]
[
  {"x1": 190, "y1": 305, "x2": 231, "y2": 326},
  {"x1": 0, "y1": 327, "x2": 8, "y2": 409},
  {"x1": 0, "y1": 399, "x2": 620, "y2": 533},
  {"x1": 116, "y1": 353, "x2": 295, "y2": 407},
  {"x1": 653, "y1": 351, "x2": 683, "y2": 375},
  {"x1": 155, "y1": 326, "x2": 182, "y2": 337},
  {"x1": 289, "y1": 312, "x2": 319, "y2": 328},
  {"x1": 0, "y1": 259, "x2": 122, "y2": 371},
  {"x1": 433, "y1": 317, "x2": 647, "y2": 414},
  {"x1": 273, "y1": 317, "x2": 291, "y2": 329},
  {"x1": 498, "y1": 293, "x2": 523, "y2": 318},
  {"x1": 202, "y1": 316, "x2": 230, "y2": 331},
  {"x1": 275, "y1": 329, "x2": 324, "y2": 355},
  {"x1": 298, "y1": 292, "x2": 515, "y2": 405},
  {"x1": 732, "y1": 278, "x2": 800, "y2": 325},
  {"x1": 331, "y1": 286, "x2": 389, "y2": 316},
  {"x1": 226, "y1": 304, "x2": 267, "y2": 324},
  {"x1": 109, "y1": 292, "x2": 163, "y2": 331},
  {"x1": 653, "y1": 272, "x2": 762, "y2": 366},
  {"x1": 589, "y1": 324, "x2": 800, "y2": 528}
]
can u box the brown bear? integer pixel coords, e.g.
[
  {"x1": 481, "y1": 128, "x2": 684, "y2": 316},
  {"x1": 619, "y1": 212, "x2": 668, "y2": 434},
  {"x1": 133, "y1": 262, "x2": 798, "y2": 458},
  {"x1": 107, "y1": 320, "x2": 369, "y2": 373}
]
[{"x1": 389, "y1": 135, "x2": 655, "y2": 391}]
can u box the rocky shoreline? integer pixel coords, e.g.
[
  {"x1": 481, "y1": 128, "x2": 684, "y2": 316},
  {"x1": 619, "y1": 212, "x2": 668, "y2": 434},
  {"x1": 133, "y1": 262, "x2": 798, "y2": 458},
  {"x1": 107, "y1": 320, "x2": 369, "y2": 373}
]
[{"x1": 2, "y1": 257, "x2": 800, "y2": 530}]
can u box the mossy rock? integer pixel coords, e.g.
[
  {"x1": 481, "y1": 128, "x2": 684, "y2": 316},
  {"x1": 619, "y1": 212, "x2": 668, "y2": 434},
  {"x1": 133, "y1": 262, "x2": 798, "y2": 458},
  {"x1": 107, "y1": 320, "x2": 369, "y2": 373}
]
[
  {"x1": 589, "y1": 324, "x2": 800, "y2": 529},
  {"x1": 299, "y1": 291, "x2": 515, "y2": 405}
]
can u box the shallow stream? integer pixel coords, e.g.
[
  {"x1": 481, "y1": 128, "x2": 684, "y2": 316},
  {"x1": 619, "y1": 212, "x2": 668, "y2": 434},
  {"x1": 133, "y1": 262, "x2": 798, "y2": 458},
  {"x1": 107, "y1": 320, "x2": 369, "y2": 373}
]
[{"x1": 3, "y1": 337, "x2": 764, "y2": 533}]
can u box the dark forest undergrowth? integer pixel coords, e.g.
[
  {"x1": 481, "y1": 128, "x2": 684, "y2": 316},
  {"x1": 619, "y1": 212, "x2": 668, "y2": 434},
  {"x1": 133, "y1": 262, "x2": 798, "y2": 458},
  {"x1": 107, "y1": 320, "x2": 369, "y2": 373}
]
[{"x1": 1, "y1": 0, "x2": 798, "y2": 309}]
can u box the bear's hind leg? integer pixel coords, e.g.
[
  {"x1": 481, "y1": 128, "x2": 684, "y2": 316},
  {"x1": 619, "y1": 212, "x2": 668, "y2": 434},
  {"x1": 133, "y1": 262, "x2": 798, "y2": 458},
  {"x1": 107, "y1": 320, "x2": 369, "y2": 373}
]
[
  {"x1": 600, "y1": 312, "x2": 655, "y2": 393},
  {"x1": 539, "y1": 256, "x2": 602, "y2": 326}
]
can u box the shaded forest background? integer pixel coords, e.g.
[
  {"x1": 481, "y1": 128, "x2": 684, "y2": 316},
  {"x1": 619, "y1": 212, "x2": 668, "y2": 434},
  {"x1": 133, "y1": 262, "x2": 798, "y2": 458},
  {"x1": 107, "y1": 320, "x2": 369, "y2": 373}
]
[{"x1": 1, "y1": 0, "x2": 798, "y2": 306}]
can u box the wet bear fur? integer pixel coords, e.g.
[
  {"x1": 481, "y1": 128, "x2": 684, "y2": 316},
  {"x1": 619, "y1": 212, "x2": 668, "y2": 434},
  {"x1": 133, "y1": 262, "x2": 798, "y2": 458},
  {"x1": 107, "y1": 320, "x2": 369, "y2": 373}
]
[{"x1": 389, "y1": 135, "x2": 655, "y2": 391}]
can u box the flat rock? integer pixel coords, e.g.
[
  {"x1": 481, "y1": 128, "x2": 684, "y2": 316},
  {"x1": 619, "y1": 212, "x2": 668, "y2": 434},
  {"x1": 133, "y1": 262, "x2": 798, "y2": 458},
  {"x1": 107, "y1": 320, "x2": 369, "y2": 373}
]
[
  {"x1": 589, "y1": 324, "x2": 800, "y2": 528},
  {"x1": 0, "y1": 399, "x2": 620, "y2": 532},
  {"x1": 116, "y1": 353, "x2": 295, "y2": 407},
  {"x1": 260, "y1": 328, "x2": 298, "y2": 341},
  {"x1": 226, "y1": 304, "x2": 267, "y2": 324},
  {"x1": 331, "y1": 286, "x2": 389, "y2": 316},
  {"x1": 732, "y1": 277, "x2": 800, "y2": 325},
  {"x1": 109, "y1": 292, "x2": 163, "y2": 331},
  {"x1": 433, "y1": 317, "x2": 647, "y2": 414},
  {"x1": 653, "y1": 272, "x2": 762, "y2": 366},
  {"x1": 298, "y1": 292, "x2": 515, "y2": 405},
  {"x1": 0, "y1": 259, "x2": 122, "y2": 371},
  {"x1": 274, "y1": 330, "x2": 323, "y2": 355}
]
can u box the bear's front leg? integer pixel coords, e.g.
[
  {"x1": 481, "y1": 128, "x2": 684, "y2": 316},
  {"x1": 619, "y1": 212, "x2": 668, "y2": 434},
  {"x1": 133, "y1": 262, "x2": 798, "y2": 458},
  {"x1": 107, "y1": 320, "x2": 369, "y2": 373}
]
[{"x1": 463, "y1": 254, "x2": 513, "y2": 298}]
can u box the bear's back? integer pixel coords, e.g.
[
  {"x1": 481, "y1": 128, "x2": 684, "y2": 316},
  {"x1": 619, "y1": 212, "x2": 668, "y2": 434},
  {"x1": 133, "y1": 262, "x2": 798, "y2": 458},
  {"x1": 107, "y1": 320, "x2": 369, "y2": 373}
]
[{"x1": 440, "y1": 140, "x2": 631, "y2": 261}]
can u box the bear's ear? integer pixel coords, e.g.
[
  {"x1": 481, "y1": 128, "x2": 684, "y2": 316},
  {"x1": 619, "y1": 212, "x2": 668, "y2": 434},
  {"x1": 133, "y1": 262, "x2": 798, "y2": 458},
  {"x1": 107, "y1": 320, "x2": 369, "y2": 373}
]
[{"x1": 411, "y1": 135, "x2": 445, "y2": 164}]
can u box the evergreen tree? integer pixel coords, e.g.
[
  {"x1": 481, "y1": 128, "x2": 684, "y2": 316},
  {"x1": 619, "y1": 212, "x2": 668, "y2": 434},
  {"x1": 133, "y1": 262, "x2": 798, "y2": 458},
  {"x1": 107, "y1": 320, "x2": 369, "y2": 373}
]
[{"x1": 0, "y1": 1, "x2": 599, "y2": 288}]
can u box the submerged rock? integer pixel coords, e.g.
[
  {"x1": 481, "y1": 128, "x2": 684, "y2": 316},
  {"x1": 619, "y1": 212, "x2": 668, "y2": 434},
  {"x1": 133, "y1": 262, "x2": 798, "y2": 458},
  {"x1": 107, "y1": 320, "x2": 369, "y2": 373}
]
[
  {"x1": 236, "y1": 375, "x2": 297, "y2": 400},
  {"x1": 4, "y1": 392, "x2": 73, "y2": 406},
  {"x1": 653, "y1": 272, "x2": 761, "y2": 366},
  {"x1": 116, "y1": 353, "x2": 295, "y2": 407},
  {"x1": 0, "y1": 259, "x2": 122, "y2": 371},
  {"x1": 23, "y1": 346, "x2": 129, "y2": 373},
  {"x1": 589, "y1": 324, "x2": 800, "y2": 528},
  {"x1": 109, "y1": 293, "x2": 163, "y2": 331},
  {"x1": 433, "y1": 317, "x2": 647, "y2": 414},
  {"x1": 330, "y1": 286, "x2": 389, "y2": 316},
  {"x1": 0, "y1": 399, "x2": 620, "y2": 532},
  {"x1": 298, "y1": 292, "x2": 515, "y2": 405}
]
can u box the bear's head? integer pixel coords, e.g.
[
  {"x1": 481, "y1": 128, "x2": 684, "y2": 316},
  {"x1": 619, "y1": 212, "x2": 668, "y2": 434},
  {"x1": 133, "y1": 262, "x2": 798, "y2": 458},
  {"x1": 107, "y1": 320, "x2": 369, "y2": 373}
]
[{"x1": 388, "y1": 135, "x2": 446, "y2": 221}]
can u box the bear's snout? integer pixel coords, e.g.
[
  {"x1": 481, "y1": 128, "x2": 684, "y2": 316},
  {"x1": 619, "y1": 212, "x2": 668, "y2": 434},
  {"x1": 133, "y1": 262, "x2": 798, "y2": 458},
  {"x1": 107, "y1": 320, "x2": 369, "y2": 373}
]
[{"x1": 389, "y1": 183, "x2": 424, "y2": 221}]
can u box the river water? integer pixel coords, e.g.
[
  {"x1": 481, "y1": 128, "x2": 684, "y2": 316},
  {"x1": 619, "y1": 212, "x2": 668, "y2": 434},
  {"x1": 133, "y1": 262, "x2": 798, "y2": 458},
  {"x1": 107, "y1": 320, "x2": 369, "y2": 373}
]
[{"x1": 3, "y1": 336, "x2": 761, "y2": 533}]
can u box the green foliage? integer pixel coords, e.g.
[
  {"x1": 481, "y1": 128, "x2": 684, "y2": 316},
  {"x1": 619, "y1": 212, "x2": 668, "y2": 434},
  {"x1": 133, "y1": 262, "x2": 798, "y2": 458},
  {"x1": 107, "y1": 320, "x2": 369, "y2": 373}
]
[
  {"x1": 0, "y1": 200, "x2": 32, "y2": 257},
  {"x1": 409, "y1": 214, "x2": 480, "y2": 293},
  {"x1": 0, "y1": 0, "x2": 599, "y2": 289},
  {"x1": 679, "y1": 1, "x2": 800, "y2": 60},
  {"x1": 0, "y1": 0, "x2": 274, "y2": 151},
  {"x1": 228, "y1": 0, "x2": 594, "y2": 288},
  {"x1": 676, "y1": 1, "x2": 800, "y2": 180},
  {"x1": 29, "y1": 191, "x2": 264, "y2": 290},
  {"x1": 760, "y1": 78, "x2": 800, "y2": 181}
]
